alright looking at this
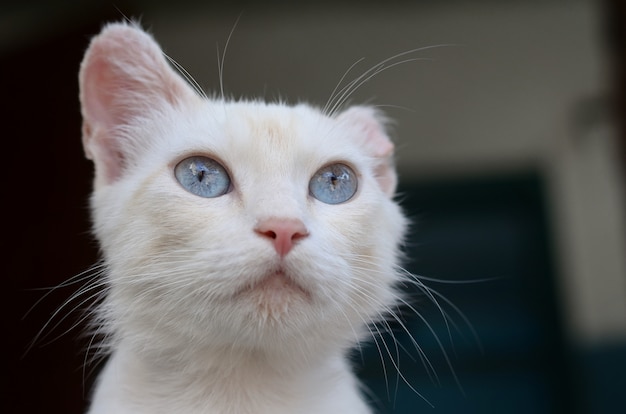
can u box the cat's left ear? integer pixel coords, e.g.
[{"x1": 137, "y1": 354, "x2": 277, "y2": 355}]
[{"x1": 337, "y1": 106, "x2": 397, "y2": 197}]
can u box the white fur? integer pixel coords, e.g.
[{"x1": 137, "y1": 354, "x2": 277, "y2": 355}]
[{"x1": 80, "y1": 23, "x2": 407, "y2": 414}]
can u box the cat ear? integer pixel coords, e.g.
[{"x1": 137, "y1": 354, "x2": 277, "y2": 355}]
[
  {"x1": 79, "y1": 22, "x2": 197, "y2": 187},
  {"x1": 337, "y1": 106, "x2": 398, "y2": 197}
]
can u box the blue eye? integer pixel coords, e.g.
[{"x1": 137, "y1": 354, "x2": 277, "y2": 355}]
[
  {"x1": 309, "y1": 163, "x2": 358, "y2": 204},
  {"x1": 174, "y1": 156, "x2": 230, "y2": 198}
]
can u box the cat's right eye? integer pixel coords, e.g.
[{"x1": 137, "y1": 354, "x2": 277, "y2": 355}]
[
  {"x1": 309, "y1": 163, "x2": 358, "y2": 204},
  {"x1": 174, "y1": 156, "x2": 231, "y2": 198}
]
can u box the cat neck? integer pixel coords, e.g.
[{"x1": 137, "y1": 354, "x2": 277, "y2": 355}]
[{"x1": 89, "y1": 341, "x2": 370, "y2": 414}]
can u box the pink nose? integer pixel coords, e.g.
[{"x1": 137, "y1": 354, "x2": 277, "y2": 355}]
[{"x1": 255, "y1": 218, "x2": 309, "y2": 258}]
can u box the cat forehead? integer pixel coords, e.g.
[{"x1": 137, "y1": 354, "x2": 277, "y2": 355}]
[{"x1": 167, "y1": 101, "x2": 366, "y2": 166}]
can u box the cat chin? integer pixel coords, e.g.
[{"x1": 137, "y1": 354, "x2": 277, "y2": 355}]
[{"x1": 228, "y1": 269, "x2": 311, "y2": 323}]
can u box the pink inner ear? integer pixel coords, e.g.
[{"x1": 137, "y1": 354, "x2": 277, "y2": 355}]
[
  {"x1": 80, "y1": 54, "x2": 129, "y2": 185},
  {"x1": 361, "y1": 120, "x2": 395, "y2": 158},
  {"x1": 80, "y1": 24, "x2": 181, "y2": 132},
  {"x1": 338, "y1": 106, "x2": 396, "y2": 156},
  {"x1": 81, "y1": 58, "x2": 121, "y2": 133}
]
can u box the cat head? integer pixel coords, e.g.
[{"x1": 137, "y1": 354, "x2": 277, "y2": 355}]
[{"x1": 79, "y1": 22, "x2": 407, "y2": 359}]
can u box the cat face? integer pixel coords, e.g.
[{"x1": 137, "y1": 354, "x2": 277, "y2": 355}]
[{"x1": 80, "y1": 23, "x2": 406, "y2": 357}]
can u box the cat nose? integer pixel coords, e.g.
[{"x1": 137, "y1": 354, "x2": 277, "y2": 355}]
[{"x1": 255, "y1": 218, "x2": 309, "y2": 258}]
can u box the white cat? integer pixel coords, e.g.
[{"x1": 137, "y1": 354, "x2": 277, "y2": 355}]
[{"x1": 79, "y1": 22, "x2": 407, "y2": 414}]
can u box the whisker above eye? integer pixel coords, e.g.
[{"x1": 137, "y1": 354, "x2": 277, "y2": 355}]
[
  {"x1": 323, "y1": 44, "x2": 459, "y2": 117},
  {"x1": 165, "y1": 54, "x2": 208, "y2": 100}
]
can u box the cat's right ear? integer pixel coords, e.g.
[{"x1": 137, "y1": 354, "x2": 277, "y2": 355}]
[
  {"x1": 336, "y1": 106, "x2": 398, "y2": 197},
  {"x1": 79, "y1": 22, "x2": 197, "y2": 187}
]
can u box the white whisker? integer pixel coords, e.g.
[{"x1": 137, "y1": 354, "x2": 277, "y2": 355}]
[
  {"x1": 324, "y1": 44, "x2": 458, "y2": 117},
  {"x1": 165, "y1": 54, "x2": 208, "y2": 100},
  {"x1": 217, "y1": 14, "x2": 241, "y2": 102}
]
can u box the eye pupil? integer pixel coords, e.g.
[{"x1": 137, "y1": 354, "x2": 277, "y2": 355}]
[
  {"x1": 310, "y1": 163, "x2": 357, "y2": 204},
  {"x1": 175, "y1": 156, "x2": 230, "y2": 198}
]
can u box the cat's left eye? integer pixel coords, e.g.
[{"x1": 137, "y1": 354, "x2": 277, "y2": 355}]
[
  {"x1": 309, "y1": 163, "x2": 358, "y2": 204},
  {"x1": 174, "y1": 156, "x2": 231, "y2": 198}
]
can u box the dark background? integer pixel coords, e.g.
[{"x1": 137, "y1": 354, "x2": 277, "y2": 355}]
[{"x1": 3, "y1": 1, "x2": 625, "y2": 413}]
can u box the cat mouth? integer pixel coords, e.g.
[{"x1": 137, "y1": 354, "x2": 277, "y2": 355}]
[{"x1": 236, "y1": 269, "x2": 311, "y2": 302}]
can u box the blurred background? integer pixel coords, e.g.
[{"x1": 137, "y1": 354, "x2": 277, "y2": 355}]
[{"x1": 3, "y1": 0, "x2": 625, "y2": 413}]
